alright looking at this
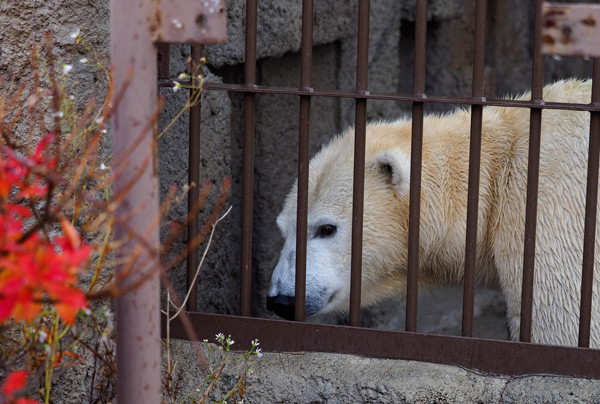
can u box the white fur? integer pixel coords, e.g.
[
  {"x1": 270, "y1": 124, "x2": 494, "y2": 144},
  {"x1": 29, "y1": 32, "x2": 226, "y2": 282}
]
[{"x1": 268, "y1": 79, "x2": 600, "y2": 347}]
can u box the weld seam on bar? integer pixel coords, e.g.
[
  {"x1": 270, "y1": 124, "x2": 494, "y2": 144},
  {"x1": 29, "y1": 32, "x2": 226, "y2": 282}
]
[
  {"x1": 520, "y1": 0, "x2": 545, "y2": 343},
  {"x1": 294, "y1": 0, "x2": 314, "y2": 322},
  {"x1": 406, "y1": 0, "x2": 427, "y2": 333},
  {"x1": 579, "y1": 59, "x2": 600, "y2": 347},
  {"x1": 348, "y1": 0, "x2": 370, "y2": 327},
  {"x1": 186, "y1": 44, "x2": 202, "y2": 311},
  {"x1": 240, "y1": 0, "x2": 258, "y2": 317},
  {"x1": 462, "y1": 0, "x2": 487, "y2": 338}
]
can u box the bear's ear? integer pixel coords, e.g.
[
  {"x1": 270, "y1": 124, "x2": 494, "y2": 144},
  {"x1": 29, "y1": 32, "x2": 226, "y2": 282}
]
[{"x1": 374, "y1": 148, "x2": 411, "y2": 196}]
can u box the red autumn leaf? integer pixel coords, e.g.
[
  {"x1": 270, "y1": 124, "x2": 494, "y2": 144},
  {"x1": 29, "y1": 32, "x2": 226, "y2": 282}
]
[
  {"x1": 31, "y1": 133, "x2": 54, "y2": 167},
  {"x1": 59, "y1": 218, "x2": 81, "y2": 249},
  {"x1": 0, "y1": 134, "x2": 91, "y2": 326},
  {"x1": 2, "y1": 369, "x2": 28, "y2": 396}
]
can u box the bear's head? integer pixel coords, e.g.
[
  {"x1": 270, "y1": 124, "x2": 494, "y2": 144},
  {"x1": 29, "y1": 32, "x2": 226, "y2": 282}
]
[{"x1": 267, "y1": 122, "x2": 413, "y2": 320}]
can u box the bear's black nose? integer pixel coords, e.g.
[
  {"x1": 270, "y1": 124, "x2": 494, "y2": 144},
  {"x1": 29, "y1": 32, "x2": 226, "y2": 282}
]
[{"x1": 266, "y1": 295, "x2": 295, "y2": 320}]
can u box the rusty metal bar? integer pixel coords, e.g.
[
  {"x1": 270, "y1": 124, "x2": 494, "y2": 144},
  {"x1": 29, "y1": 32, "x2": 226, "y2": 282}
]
[
  {"x1": 462, "y1": 0, "x2": 487, "y2": 338},
  {"x1": 406, "y1": 0, "x2": 427, "y2": 333},
  {"x1": 240, "y1": 0, "x2": 258, "y2": 317},
  {"x1": 579, "y1": 59, "x2": 600, "y2": 347},
  {"x1": 157, "y1": 43, "x2": 171, "y2": 79},
  {"x1": 294, "y1": 0, "x2": 314, "y2": 322},
  {"x1": 349, "y1": 0, "x2": 370, "y2": 327},
  {"x1": 111, "y1": 0, "x2": 161, "y2": 402},
  {"x1": 520, "y1": 0, "x2": 545, "y2": 343},
  {"x1": 178, "y1": 81, "x2": 600, "y2": 112},
  {"x1": 186, "y1": 44, "x2": 202, "y2": 311},
  {"x1": 166, "y1": 312, "x2": 600, "y2": 379}
]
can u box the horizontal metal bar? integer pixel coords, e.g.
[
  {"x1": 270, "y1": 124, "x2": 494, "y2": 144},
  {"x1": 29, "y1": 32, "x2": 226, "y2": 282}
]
[
  {"x1": 159, "y1": 81, "x2": 600, "y2": 112},
  {"x1": 164, "y1": 312, "x2": 600, "y2": 379}
]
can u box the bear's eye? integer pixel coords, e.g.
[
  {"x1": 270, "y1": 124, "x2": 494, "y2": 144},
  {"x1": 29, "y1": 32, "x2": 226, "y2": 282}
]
[{"x1": 316, "y1": 224, "x2": 336, "y2": 238}]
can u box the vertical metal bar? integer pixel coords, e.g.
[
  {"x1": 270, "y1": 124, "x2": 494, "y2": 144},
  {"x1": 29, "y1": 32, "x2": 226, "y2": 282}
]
[
  {"x1": 294, "y1": 0, "x2": 314, "y2": 322},
  {"x1": 520, "y1": 0, "x2": 545, "y2": 343},
  {"x1": 111, "y1": 0, "x2": 161, "y2": 402},
  {"x1": 579, "y1": 60, "x2": 600, "y2": 347},
  {"x1": 406, "y1": 0, "x2": 427, "y2": 333},
  {"x1": 186, "y1": 44, "x2": 202, "y2": 311},
  {"x1": 240, "y1": 0, "x2": 258, "y2": 317},
  {"x1": 462, "y1": 0, "x2": 487, "y2": 337},
  {"x1": 349, "y1": 0, "x2": 370, "y2": 327},
  {"x1": 157, "y1": 43, "x2": 171, "y2": 80}
]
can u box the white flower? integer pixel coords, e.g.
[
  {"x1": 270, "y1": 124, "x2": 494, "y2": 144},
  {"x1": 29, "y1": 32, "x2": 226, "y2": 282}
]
[
  {"x1": 70, "y1": 28, "x2": 80, "y2": 40},
  {"x1": 172, "y1": 81, "x2": 182, "y2": 92},
  {"x1": 69, "y1": 95, "x2": 75, "y2": 100},
  {"x1": 99, "y1": 163, "x2": 109, "y2": 171},
  {"x1": 255, "y1": 348, "x2": 262, "y2": 358},
  {"x1": 38, "y1": 330, "x2": 48, "y2": 343},
  {"x1": 95, "y1": 117, "x2": 103, "y2": 124},
  {"x1": 53, "y1": 111, "x2": 64, "y2": 118},
  {"x1": 177, "y1": 73, "x2": 189, "y2": 80},
  {"x1": 82, "y1": 307, "x2": 91, "y2": 315},
  {"x1": 79, "y1": 58, "x2": 89, "y2": 64},
  {"x1": 215, "y1": 333, "x2": 225, "y2": 342},
  {"x1": 62, "y1": 64, "x2": 73, "y2": 75},
  {"x1": 100, "y1": 129, "x2": 108, "y2": 135}
]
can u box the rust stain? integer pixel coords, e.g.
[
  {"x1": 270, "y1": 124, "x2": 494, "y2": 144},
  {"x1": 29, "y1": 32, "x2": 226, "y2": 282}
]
[
  {"x1": 581, "y1": 17, "x2": 596, "y2": 27},
  {"x1": 545, "y1": 9, "x2": 566, "y2": 18},
  {"x1": 148, "y1": 0, "x2": 162, "y2": 42},
  {"x1": 542, "y1": 35, "x2": 556, "y2": 46},
  {"x1": 544, "y1": 18, "x2": 556, "y2": 28}
]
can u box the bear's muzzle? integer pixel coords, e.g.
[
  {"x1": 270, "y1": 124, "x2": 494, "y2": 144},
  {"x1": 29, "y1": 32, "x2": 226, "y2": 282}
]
[{"x1": 266, "y1": 295, "x2": 295, "y2": 320}]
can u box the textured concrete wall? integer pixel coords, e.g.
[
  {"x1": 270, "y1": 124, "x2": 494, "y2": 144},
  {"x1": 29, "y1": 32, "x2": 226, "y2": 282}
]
[
  {"x1": 1, "y1": 0, "x2": 597, "y2": 402},
  {"x1": 167, "y1": 339, "x2": 600, "y2": 404}
]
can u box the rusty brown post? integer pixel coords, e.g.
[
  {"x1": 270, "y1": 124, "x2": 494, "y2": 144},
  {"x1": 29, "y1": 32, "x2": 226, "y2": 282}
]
[
  {"x1": 406, "y1": 0, "x2": 427, "y2": 333},
  {"x1": 186, "y1": 44, "x2": 202, "y2": 311},
  {"x1": 294, "y1": 0, "x2": 314, "y2": 322},
  {"x1": 462, "y1": 0, "x2": 487, "y2": 337},
  {"x1": 111, "y1": 0, "x2": 161, "y2": 402},
  {"x1": 240, "y1": 0, "x2": 258, "y2": 317},
  {"x1": 520, "y1": 0, "x2": 545, "y2": 343},
  {"x1": 349, "y1": 0, "x2": 370, "y2": 327}
]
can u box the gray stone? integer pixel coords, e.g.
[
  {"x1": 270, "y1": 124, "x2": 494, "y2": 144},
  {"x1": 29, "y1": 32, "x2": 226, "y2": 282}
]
[{"x1": 164, "y1": 339, "x2": 600, "y2": 404}]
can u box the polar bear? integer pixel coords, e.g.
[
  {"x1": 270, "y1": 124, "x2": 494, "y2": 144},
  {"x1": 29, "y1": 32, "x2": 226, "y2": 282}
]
[{"x1": 267, "y1": 79, "x2": 600, "y2": 347}]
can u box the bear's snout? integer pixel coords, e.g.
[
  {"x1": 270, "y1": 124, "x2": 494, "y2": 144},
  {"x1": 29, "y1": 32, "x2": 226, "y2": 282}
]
[{"x1": 266, "y1": 295, "x2": 295, "y2": 320}]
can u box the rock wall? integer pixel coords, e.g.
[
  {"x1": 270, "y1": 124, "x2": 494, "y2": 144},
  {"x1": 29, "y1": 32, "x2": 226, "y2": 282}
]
[{"x1": 165, "y1": 339, "x2": 600, "y2": 404}]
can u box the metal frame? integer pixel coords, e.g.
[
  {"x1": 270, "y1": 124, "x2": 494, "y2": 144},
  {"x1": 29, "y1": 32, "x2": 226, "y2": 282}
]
[{"x1": 162, "y1": 0, "x2": 600, "y2": 378}]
